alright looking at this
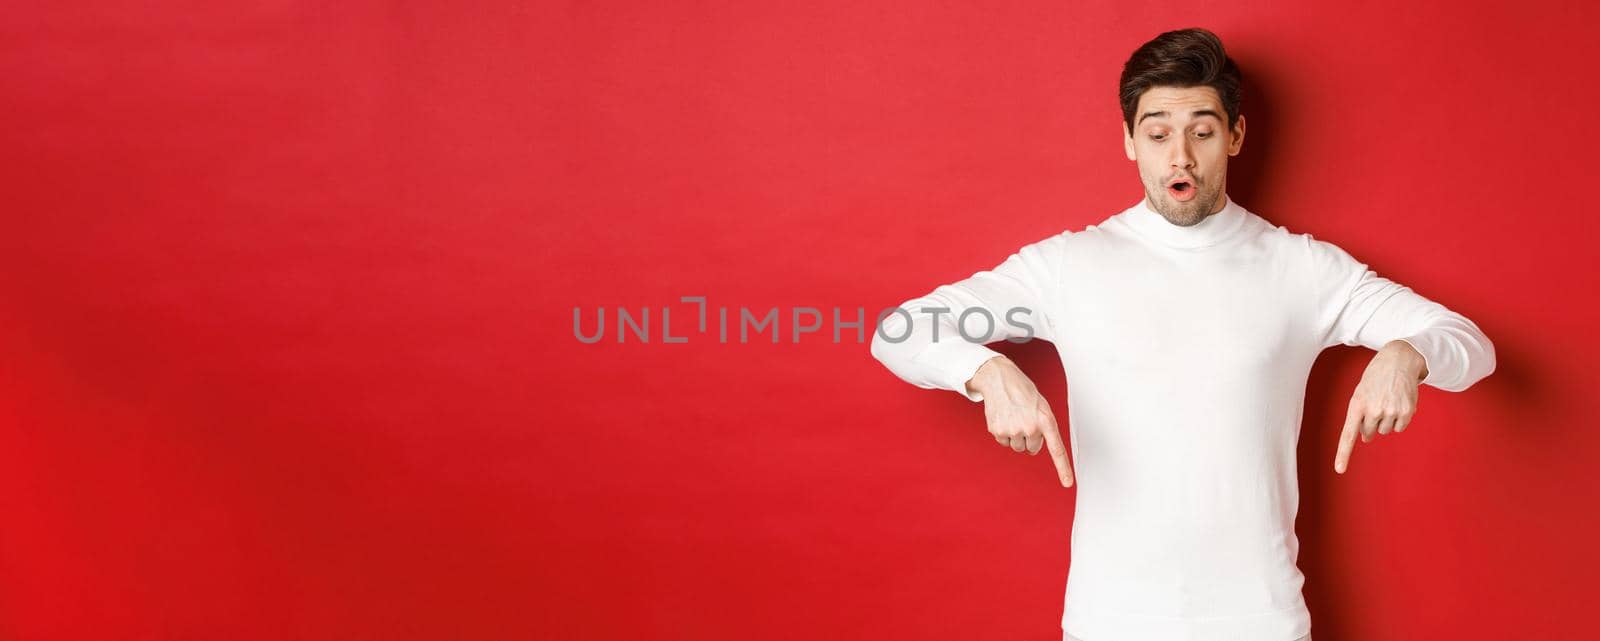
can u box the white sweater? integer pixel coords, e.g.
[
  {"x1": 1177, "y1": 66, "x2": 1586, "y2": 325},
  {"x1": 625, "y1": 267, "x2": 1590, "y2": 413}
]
[{"x1": 869, "y1": 194, "x2": 1495, "y2": 641}]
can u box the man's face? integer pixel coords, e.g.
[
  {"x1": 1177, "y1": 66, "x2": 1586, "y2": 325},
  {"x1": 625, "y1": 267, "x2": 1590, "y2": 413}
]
[{"x1": 1123, "y1": 85, "x2": 1246, "y2": 226}]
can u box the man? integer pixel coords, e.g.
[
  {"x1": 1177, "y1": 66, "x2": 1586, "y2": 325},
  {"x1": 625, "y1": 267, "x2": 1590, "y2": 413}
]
[{"x1": 868, "y1": 28, "x2": 1495, "y2": 641}]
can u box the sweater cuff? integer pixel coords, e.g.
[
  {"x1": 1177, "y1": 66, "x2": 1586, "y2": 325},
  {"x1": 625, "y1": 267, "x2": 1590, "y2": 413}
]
[
  {"x1": 919, "y1": 340, "x2": 1004, "y2": 403},
  {"x1": 1396, "y1": 334, "x2": 1445, "y2": 389}
]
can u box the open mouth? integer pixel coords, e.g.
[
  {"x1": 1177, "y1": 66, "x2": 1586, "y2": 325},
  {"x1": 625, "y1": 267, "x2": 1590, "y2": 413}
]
[{"x1": 1167, "y1": 179, "x2": 1196, "y2": 201}]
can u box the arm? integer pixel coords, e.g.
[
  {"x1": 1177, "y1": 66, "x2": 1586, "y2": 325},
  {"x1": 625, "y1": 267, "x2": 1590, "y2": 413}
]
[
  {"x1": 869, "y1": 232, "x2": 1074, "y2": 487},
  {"x1": 1312, "y1": 238, "x2": 1497, "y2": 472},
  {"x1": 869, "y1": 232, "x2": 1069, "y2": 402}
]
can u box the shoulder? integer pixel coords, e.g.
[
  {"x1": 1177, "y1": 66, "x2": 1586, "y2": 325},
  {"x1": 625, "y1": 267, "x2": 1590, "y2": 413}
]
[
  {"x1": 1012, "y1": 217, "x2": 1114, "y2": 258},
  {"x1": 1249, "y1": 215, "x2": 1365, "y2": 272},
  {"x1": 1244, "y1": 218, "x2": 1373, "y2": 299},
  {"x1": 996, "y1": 218, "x2": 1122, "y2": 285},
  {"x1": 1040, "y1": 212, "x2": 1132, "y2": 255}
]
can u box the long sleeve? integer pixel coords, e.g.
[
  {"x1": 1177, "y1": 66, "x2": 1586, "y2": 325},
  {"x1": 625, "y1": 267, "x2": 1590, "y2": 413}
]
[
  {"x1": 1311, "y1": 237, "x2": 1496, "y2": 392},
  {"x1": 869, "y1": 231, "x2": 1070, "y2": 402}
]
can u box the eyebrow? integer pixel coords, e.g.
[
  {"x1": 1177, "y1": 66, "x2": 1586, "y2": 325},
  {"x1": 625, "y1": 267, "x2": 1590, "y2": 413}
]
[{"x1": 1137, "y1": 109, "x2": 1224, "y2": 127}]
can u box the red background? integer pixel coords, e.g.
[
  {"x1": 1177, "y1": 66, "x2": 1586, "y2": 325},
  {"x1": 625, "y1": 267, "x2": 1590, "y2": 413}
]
[{"x1": 3, "y1": 2, "x2": 1597, "y2": 639}]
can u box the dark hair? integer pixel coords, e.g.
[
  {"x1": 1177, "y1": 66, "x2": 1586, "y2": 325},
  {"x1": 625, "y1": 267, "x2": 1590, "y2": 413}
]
[{"x1": 1119, "y1": 28, "x2": 1241, "y2": 135}]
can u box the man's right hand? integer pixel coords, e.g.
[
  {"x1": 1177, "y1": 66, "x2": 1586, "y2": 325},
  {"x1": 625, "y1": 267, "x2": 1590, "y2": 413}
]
[{"x1": 966, "y1": 355, "x2": 1074, "y2": 487}]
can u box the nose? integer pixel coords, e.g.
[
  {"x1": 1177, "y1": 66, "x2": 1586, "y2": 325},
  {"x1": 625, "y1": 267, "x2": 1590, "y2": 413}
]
[{"x1": 1171, "y1": 137, "x2": 1195, "y2": 172}]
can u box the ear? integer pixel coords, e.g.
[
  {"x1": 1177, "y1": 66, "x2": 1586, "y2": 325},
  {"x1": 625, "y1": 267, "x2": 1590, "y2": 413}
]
[
  {"x1": 1227, "y1": 113, "x2": 1246, "y2": 157},
  {"x1": 1123, "y1": 121, "x2": 1136, "y2": 161}
]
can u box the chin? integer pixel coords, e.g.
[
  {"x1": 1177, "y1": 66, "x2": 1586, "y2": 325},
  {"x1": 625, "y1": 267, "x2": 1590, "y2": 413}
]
[
  {"x1": 1166, "y1": 193, "x2": 1218, "y2": 225},
  {"x1": 1149, "y1": 194, "x2": 1207, "y2": 226}
]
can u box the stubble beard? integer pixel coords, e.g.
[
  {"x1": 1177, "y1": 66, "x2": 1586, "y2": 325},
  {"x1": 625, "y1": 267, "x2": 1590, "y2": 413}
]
[{"x1": 1146, "y1": 176, "x2": 1223, "y2": 227}]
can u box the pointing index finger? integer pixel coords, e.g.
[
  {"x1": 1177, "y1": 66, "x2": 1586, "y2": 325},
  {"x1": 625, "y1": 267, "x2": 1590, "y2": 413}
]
[
  {"x1": 1335, "y1": 403, "x2": 1361, "y2": 474},
  {"x1": 1041, "y1": 411, "x2": 1073, "y2": 487}
]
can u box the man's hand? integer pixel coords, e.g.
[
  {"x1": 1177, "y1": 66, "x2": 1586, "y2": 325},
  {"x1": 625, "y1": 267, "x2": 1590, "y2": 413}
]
[
  {"x1": 966, "y1": 355, "x2": 1074, "y2": 487},
  {"x1": 1335, "y1": 339, "x2": 1429, "y2": 474}
]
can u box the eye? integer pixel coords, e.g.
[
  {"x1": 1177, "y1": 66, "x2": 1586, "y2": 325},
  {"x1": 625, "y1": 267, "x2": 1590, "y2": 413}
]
[
  {"x1": 1149, "y1": 134, "x2": 1166, "y2": 141},
  {"x1": 1195, "y1": 131, "x2": 1212, "y2": 139}
]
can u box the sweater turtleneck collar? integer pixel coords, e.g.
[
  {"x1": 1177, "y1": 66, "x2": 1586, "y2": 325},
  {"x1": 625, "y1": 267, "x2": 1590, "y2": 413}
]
[{"x1": 1121, "y1": 192, "x2": 1250, "y2": 249}]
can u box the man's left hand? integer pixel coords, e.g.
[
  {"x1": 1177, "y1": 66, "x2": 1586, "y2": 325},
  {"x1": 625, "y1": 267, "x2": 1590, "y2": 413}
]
[{"x1": 1335, "y1": 339, "x2": 1428, "y2": 474}]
